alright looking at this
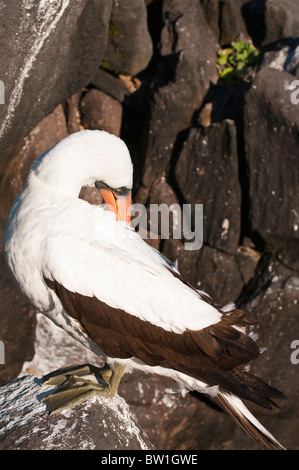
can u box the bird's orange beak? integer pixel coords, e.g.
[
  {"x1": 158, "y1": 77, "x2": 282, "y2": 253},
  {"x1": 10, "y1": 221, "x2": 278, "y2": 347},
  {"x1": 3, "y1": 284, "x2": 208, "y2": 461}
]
[{"x1": 100, "y1": 189, "x2": 131, "y2": 225}]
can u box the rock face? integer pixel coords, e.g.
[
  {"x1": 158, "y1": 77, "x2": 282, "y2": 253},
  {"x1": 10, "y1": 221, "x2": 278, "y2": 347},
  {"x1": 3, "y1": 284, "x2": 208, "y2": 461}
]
[
  {"x1": 0, "y1": 375, "x2": 153, "y2": 450},
  {"x1": 244, "y1": 66, "x2": 299, "y2": 242},
  {"x1": 237, "y1": 251, "x2": 299, "y2": 451},
  {"x1": 0, "y1": 0, "x2": 299, "y2": 451},
  {"x1": 264, "y1": 0, "x2": 299, "y2": 45},
  {"x1": 0, "y1": 0, "x2": 112, "y2": 152},
  {"x1": 219, "y1": 0, "x2": 250, "y2": 46},
  {"x1": 102, "y1": 0, "x2": 153, "y2": 76},
  {"x1": 174, "y1": 121, "x2": 241, "y2": 254},
  {"x1": 136, "y1": 0, "x2": 219, "y2": 199},
  {"x1": 80, "y1": 88, "x2": 123, "y2": 136}
]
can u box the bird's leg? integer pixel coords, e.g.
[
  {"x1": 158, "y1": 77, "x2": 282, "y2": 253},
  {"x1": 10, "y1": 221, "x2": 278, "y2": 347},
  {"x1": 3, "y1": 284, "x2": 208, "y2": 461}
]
[{"x1": 41, "y1": 363, "x2": 126, "y2": 415}]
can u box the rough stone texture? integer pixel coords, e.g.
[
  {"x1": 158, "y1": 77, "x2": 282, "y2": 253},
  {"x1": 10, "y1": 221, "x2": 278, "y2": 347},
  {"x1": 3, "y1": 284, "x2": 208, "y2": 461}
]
[
  {"x1": 102, "y1": 0, "x2": 153, "y2": 76},
  {"x1": 244, "y1": 66, "x2": 299, "y2": 242},
  {"x1": 0, "y1": 0, "x2": 112, "y2": 152},
  {"x1": 91, "y1": 69, "x2": 137, "y2": 103},
  {"x1": 119, "y1": 368, "x2": 287, "y2": 450},
  {"x1": 0, "y1": 375, "x2": 153, "y2": 450},
  {"x1": 219, "y1": 0, "x2": 250, "y2": 46},
  {"x1": 237, "y1": 252, "x2": 299, "y2": 450},
  {"x1": 0, "y1": 105, "x2": 68, "y2": 218},
  {"x1": 0, "y1": 217, "x2": 36, "y2": 385},
  {"x1": 261, "y1": 38, "x2": 299, "y2": 78},
  {"x1": 65, "y1": 92, "x2": 83, "y2": 134},
  {"x1": 264, "y1": 0, "x2": 299, "y2": 45},
  {"x1": 200, "y1": 0, "x2": 220, "y2": 41},
  {"x1": 136, "y1": 0, "x2": 219, "y2": 201},
  {"x1": 80, "y1": 88, "x2": 123, "y2": 136},
  {"x1": 174, "y1": 121, "x2": 241, "y2": 254}
]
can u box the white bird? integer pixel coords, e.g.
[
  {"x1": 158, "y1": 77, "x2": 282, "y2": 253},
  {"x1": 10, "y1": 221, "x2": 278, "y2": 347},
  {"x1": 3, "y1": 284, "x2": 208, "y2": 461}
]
[{"x1": 4, "y1": 129, "x2": 285, "y2": 450}]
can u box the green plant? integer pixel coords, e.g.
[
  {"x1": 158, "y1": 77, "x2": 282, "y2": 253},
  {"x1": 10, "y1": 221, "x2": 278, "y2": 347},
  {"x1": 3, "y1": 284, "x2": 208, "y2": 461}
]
[{"x1": 217, "y1": 41, "x2": 260, "y2": 85}]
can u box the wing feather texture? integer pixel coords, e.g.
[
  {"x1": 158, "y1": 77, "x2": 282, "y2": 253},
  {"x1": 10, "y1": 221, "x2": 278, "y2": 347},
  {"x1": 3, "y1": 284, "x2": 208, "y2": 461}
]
[
  {"x1": 42, "y1": 227, "x2": 285, "y2": 450},
  {"x1": 44, "y1": 273, "x2": 283, "y2": 410}
]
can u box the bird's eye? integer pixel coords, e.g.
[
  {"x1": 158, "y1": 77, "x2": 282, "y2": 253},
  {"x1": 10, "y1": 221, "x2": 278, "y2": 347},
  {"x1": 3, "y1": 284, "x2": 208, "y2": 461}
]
[
  {"x1": 95, "y1": 181, "x2": 130, "y2": 197},
  {"x1": 114, "y1": 186, "x2": 131, "y2": 197},
  {"x1": 95, "y1": 181, "x2": 110, "y2": 192}
]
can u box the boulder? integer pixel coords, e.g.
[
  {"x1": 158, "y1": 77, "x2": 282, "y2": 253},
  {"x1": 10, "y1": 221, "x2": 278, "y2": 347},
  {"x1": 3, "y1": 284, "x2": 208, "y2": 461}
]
[
  {"x1": 261, "y1": 38, "x2": 299, "y2": 78},
  {"x1": 0, "y1": 217, "x2": 36, "y2": 385},
  {"x1": 219, "y1": 0, "x2": 251, "y2": 46},
  {"x1": 237, "y1": 251, "x2": 299, "y2": 450},
  {"x1": 264, "y1": 0, "x2": 299, "y2": 45},
  {"x1": 174, "y1": 121, "x2": 241, "y2": 254},
  {"x1": 120, "y1": 369, "x2": 241, "y2": 450},
  {"x1": 65, "y1": 91, "x2": 83, "y2": 134},
  {"x1": 136, "y1": 0, "x2": 219, "y2": 201},
  {"x1": 120, "y1": 367, "x2": 288, "y2": 450},
  {"x1": 0, "y1": 375, "x2": 153, "y2": 450},
  {"x1": 243, "y1": 66, "x2": 299, "y2": 242},
  {"x1": 0, "y1": 0, "x2": 112, "y2": 152},
  {"x1": 102, "y1": 0, "x2": 153, "y2": 76},
  {"x1": 80, "y1": 88, "x2": 123, "y2": 136},
  {"x1": 91, "y1": 69, "x2": 138, "y2": 103}
]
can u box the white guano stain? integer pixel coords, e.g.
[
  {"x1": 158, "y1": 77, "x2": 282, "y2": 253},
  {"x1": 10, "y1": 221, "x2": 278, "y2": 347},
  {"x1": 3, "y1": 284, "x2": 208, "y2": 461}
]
[
  {"x1": 221, "y1": 218, "x2": 229, "y2": 240},
  {"x1": 0, "y1": 0, "x2": 69, "y2": 138}
]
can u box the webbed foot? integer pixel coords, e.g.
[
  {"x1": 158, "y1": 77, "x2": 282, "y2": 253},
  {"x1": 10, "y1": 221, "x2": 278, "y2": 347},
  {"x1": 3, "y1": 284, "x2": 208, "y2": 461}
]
[{"x1": 42, "y1": 363, "x2": 125, "y2": 415}]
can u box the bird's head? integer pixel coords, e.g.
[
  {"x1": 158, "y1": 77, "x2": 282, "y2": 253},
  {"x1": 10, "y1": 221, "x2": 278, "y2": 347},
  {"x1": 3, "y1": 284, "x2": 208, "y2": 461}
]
[{"x1": 31, "y1": 130, "x2": 133, "y2": 224}]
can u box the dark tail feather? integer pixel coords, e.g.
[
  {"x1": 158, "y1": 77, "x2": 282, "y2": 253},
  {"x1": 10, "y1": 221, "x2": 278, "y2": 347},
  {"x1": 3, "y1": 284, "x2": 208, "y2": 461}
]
[
  {"x1": 213, "y1": 391, "x2": 285, "y2": 450},
  {"x1": 230, "y1": 368, "x2": 287, "y2": 409}
]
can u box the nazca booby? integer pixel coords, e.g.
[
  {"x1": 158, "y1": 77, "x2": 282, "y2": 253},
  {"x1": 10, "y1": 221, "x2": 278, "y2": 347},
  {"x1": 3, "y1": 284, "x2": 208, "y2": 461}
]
[{"x1": 4, "y1": 129, "x2": 285, "y2": 450}]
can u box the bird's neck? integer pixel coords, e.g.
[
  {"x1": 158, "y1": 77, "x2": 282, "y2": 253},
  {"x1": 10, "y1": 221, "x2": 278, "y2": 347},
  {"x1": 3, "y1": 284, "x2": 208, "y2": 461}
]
[{"x1": 29, "y1": 164, "x2": 91, "y2": 199}]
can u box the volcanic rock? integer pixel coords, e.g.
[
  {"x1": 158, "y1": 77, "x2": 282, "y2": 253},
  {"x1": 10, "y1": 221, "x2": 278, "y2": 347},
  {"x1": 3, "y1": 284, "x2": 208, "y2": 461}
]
[
  {"x1": 264, "y1": 0, "x2": 299, "y2": 45},
  {"x1": 174, "y1": 121, "x2": 241, "y2": 254},
  {"x1": 102, "y1": 0, "x2": 153, "y2": 76},
  {"x1": 0, "y1": 0, "x2": 112, "y2": 152},
  {"x1": 137, "y1": 0, "x2": 219, "y2": 200},
  {"x1": 219, "y1": 0, "x2": 250, "y2": 46},
  {"x1": 243, "y1": 66, "x2": 299, "y2": 242},
  {"x1": 237, "y1": 251, "x2": 299, "y2": 450},
  {"x1": 0, "y1": 375, "x2": 153, "y2": 450},
  {"x1": 80, "y1": 88, "x2": 123, "y2": 136}
]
